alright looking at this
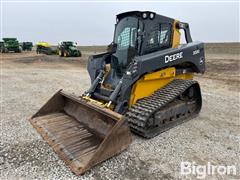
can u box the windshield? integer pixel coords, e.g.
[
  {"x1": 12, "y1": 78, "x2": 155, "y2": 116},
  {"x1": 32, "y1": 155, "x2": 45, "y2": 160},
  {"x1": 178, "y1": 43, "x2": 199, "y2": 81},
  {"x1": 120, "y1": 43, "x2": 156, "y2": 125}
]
[
  {"x1": 25, "y1": 42, "x2": 32, "y2": 45},
  {"x1": 114, "y1": 17, "x2": 142, "y2": 50},
  {"x1": 64, "y1": 42, "x2": 74, "y2": 46}
]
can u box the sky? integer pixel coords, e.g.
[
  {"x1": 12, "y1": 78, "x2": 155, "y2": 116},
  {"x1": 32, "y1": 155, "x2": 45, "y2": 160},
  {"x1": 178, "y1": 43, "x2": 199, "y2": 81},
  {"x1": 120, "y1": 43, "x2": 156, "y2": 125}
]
[{"x1": 1, "y1": 1, "x2": 239, "y2": 45}]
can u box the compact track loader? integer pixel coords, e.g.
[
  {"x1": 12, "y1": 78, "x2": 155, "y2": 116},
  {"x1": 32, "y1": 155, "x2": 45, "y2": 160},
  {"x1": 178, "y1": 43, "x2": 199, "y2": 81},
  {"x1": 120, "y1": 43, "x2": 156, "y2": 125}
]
[{"x1": 30, "y1": 11, "x2": 205, "y2": 175}]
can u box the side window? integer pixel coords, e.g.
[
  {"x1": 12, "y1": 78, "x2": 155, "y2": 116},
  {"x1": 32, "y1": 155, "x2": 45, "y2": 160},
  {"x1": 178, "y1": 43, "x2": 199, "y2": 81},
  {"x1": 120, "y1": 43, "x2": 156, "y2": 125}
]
[
  {"x1": 145, "y1": 23, "x2": 172, "y2": 53},
  {"x1": 146, "y1": 24, "x2": 160, "y2": 52},
  {"x1": 159, "y1": 23, "x2": 171, "y2": 48}
]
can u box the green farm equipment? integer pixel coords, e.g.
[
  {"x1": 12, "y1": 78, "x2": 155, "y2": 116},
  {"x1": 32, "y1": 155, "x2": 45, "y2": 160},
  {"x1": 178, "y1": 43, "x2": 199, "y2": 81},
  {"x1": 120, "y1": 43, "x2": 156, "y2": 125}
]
[
  {"x1": 36, "y1": 42, "x2": 56, "y2": 55},
  {"x1": 0, "y1": 41, "x2": 3, "y2": 53},
  {"x1": 58, "y1": 41, "x2": 81, "y2": 57},
  {"x1": 21, "y1": 42, "x2": 33, "y2": 51},
  {"x1": 1, "y1": 38, "x2": 22, "y2": 53}
]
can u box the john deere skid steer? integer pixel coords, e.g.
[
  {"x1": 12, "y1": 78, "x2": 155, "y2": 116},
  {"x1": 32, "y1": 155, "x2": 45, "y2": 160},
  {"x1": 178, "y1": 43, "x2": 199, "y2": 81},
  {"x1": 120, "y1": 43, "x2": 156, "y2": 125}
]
[{"x1": 30, "y1": 11, "x2": 205, "y2": 175}]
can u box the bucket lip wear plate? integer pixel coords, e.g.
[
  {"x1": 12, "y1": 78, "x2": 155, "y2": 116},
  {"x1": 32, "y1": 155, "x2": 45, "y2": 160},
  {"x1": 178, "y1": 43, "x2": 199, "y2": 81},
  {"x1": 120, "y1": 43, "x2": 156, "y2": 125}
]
[{"x1": 29, "y1": 90, "x2": 132, "y2": 175}]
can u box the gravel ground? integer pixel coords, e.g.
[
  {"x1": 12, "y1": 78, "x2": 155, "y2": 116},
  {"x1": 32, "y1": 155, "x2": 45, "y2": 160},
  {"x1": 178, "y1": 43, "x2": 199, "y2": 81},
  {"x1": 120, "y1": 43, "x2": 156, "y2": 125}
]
[{"x1": 1, "y1": 44, "x2": 240, "y2": 179}]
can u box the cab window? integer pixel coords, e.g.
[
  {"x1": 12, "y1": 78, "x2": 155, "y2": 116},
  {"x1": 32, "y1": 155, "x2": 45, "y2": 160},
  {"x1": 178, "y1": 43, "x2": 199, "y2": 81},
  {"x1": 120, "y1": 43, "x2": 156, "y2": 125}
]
[{"x1": 145, "y1": 23, "x2": 172, "y2": 53}]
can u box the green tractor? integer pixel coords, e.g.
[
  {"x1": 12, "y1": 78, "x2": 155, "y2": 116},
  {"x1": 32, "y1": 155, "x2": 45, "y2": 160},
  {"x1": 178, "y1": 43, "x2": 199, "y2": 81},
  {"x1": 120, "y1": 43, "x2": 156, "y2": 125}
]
[
  {"x1": 1, "y1": 38, "x2": 22, "y2": 53},
  {"x1": 58, "y1": 41, "x2": 81, "y2": 57},
  {"x1": 21, "y1": 42, "x2": 33, "y2": 51}
]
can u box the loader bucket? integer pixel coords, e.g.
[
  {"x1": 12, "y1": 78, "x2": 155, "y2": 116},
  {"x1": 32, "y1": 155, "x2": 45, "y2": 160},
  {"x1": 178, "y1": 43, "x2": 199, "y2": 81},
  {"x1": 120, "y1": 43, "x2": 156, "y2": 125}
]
[{"x1": 29, "y1": 90, "x2": 132, "y2": 175}]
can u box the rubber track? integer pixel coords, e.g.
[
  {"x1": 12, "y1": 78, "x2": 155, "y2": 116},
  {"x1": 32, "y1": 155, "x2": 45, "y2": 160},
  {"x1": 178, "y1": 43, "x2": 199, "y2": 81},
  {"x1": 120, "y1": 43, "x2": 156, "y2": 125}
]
[{"x1": 125, "y1": 79, "x2": 199, "y2": 138}]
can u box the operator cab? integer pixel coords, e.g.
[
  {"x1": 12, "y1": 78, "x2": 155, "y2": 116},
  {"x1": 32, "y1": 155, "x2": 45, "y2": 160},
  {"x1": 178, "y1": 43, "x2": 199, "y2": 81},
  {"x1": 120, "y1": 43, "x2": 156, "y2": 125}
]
[{"x1": 104, "y1": 11, "x2": 175, "y2": 88}]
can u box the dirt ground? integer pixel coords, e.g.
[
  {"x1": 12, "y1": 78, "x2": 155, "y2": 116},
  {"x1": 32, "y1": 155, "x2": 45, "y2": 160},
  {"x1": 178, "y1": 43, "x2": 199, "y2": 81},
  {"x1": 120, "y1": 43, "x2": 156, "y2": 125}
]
[{"x1": 1, "y1": 44, "x2": 240, "y2": 179}]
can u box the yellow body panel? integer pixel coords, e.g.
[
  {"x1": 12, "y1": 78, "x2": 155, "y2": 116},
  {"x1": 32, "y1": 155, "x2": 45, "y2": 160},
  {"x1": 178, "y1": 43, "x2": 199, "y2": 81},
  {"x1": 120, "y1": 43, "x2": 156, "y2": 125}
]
[
  {"x1": 172, "y1": 20, "x2": 181, "y2": 48},
  {"x1": 129, "y1": 67, "x2": 193, "y2": 107}
]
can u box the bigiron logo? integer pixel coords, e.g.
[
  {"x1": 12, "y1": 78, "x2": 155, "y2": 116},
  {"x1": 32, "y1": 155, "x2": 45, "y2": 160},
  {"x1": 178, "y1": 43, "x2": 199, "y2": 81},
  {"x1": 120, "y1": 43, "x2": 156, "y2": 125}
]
[
  {"x1": 165, "y1": 52, "x2": 183, "y2": 63},
  {"x1": 180, "y1": 161, "x2": 238, "y2": 179}
]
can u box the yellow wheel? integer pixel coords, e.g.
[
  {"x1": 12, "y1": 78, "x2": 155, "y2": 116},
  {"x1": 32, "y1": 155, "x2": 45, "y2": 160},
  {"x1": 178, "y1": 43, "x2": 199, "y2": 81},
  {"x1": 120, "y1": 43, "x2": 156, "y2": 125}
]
[
  {"x1": 58, "y1": 51, "x2": 62, "y2": 56},
  {"x1": 64, "y1": 51, "x2": 67, "y2": 57}
]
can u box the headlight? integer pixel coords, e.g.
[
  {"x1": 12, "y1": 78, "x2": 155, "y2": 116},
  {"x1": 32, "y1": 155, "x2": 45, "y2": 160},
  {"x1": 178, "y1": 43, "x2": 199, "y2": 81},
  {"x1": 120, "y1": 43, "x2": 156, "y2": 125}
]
[
  {"x1": 150, "y1": 13, "x2": 155, "y2": 19},
  {"x1": 142, "y1": 13, "x2": 148, "y2": 19}
]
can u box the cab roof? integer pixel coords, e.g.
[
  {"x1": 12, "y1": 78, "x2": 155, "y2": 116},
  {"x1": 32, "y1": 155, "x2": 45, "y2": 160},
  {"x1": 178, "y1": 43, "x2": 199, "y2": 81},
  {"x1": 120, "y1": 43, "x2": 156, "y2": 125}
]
[{"x1": 116, "y1": 11, "x2": 174, "y2": 22}]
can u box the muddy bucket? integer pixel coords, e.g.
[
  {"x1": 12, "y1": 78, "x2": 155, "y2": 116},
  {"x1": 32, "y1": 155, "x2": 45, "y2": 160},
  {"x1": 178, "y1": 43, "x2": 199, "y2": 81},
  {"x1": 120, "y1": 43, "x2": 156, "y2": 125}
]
[{"x1": 29, "y1": 90, "x2": 132, "y2": 175}]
